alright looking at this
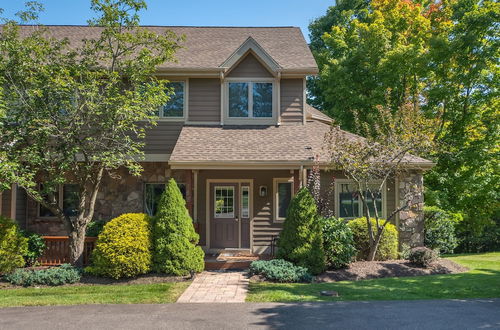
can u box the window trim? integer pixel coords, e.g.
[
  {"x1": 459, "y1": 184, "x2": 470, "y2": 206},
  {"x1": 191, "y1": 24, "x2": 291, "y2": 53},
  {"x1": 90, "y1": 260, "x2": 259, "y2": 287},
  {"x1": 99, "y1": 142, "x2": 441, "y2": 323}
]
[
  {"x1": 157, "y1": 79, "x2": 188, "y2": 121},
  {"x1": 273, "y1": 177, "x2": 294, "y2": 222},
  {"x1": 223, "y1": 77, "x2": 277, "y2": 125},
  {"x1": 334, "y1": 179, "x2": 386, "y2": 219},
  {"x1": 240, "y1": 185, "x2": 250, "y2": 219}
]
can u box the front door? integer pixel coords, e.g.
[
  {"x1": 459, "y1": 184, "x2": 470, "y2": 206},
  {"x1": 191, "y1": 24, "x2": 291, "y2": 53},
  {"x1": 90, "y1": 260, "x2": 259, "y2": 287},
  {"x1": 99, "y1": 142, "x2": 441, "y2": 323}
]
[{"x1": 211, "y1": 183, "x2": 239, "y2": 248}]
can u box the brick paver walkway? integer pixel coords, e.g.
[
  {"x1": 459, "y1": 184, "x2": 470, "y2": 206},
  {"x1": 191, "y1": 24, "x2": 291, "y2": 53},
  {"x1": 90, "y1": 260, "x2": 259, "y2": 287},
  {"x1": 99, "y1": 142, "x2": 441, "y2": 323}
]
[{"x1": 177, "y1": 271, "x2": 249, "y2": 303}]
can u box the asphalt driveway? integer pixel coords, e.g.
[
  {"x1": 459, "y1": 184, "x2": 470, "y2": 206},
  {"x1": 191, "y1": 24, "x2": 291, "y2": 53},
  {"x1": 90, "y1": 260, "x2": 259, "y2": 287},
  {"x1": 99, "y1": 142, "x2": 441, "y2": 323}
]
[{"x1": 1, "y1": 299, "x2": 499, "y2": 330}]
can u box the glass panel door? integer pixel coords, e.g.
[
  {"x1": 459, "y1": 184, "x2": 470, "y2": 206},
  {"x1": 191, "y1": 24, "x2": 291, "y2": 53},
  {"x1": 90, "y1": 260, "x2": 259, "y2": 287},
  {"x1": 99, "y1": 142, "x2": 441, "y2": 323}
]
[{"x1": 214, "y1": 186, "x2": 235, "y2": 218}]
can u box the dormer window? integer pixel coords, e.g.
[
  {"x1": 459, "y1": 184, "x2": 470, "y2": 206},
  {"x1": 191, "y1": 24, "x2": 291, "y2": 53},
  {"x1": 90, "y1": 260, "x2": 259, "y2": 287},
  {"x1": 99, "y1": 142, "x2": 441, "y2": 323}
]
[
  {"x1": 224, "y1": 78, "x2": 276, "y2": 124},
  {"x1": 228, "y1": 81, "x2": 273, "y2": 118},
  {"x1": 160, "y1": 81, "x2": 186, "y2": 119}
]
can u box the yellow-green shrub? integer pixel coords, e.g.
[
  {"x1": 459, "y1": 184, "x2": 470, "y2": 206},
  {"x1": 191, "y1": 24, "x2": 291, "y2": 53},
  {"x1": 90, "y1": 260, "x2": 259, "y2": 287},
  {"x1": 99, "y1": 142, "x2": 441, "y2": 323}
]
[
  {"x1": 348, "y1": 217, "x2": 398, "y2": 260},
  {"x1": 0, "y1": 216, "x2": 28, "y2": 274},
  {"x1": 87, "y1": 213, "x2": 152, "y2": 279}
]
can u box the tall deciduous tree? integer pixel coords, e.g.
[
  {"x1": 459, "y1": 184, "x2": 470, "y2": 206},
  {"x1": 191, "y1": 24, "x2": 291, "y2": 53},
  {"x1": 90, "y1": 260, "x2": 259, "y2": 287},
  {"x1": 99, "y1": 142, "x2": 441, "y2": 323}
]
[
  {"x1": 325, "y1": 102, "x2": 436, "y2": 260},
  {"x1": 0, "y1": 0, "x2": 182, "y2": 266},
  {"x1": 309, "y1": 0, "x2": 499, "y2": 240}
]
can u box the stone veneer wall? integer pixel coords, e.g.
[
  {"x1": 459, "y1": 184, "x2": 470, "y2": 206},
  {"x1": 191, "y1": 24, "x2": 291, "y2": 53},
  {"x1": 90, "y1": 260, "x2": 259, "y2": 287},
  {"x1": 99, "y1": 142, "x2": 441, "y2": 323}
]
[
  {"x1": 398, "y1": 170, "x2": 425, "y2": 247},
  {"x1": 25, "y1": 163, "x2": 183, "y2": 235}
]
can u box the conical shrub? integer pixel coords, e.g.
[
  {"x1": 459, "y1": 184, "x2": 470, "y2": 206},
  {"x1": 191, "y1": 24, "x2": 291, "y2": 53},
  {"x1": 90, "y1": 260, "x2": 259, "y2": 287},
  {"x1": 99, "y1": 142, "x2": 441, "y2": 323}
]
[
  {"x1": 152, "y1": 178, "x2": 204, "y2": 275},
  {"x1": 277, "y1": 188, "x2": 325, "y2": 275}
]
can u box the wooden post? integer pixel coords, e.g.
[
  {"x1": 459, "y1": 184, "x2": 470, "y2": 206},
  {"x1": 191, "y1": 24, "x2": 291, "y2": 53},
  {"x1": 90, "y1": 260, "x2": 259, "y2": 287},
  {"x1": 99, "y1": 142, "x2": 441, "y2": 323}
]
[
  {"x1": 293, "y1": 170, "x2": 300, "y2": 194},
  {"x1": 185, "y1": 169, "x2": 194, "y2": 217}
]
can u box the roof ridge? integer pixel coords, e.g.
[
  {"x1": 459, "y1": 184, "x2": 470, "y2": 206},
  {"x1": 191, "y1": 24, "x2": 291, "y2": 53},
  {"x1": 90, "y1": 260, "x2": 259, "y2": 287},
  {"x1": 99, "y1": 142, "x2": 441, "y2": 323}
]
[{"x1": 15, "y1": 24, "x2": 300, "y2": 28}]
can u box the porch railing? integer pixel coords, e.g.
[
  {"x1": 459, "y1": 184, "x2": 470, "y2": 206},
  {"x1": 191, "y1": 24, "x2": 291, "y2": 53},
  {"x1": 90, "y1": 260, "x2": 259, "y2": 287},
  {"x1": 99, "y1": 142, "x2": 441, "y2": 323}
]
[{"x1": 38, "y1": 236, "x2": 97, "y2": 266}]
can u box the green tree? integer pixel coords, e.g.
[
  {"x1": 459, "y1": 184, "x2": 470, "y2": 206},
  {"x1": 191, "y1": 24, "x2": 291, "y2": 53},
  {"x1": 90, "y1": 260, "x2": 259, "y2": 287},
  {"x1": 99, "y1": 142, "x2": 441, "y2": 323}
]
[
  {"x1": 152, "y1": 179, "x2": 204, "y2": 276},
  {"x1": 277, "y1": 188, "x2": 325, "y2": 275},
  {"x1": 0, "y1": 0, "x2": 181, "y2": 266}
]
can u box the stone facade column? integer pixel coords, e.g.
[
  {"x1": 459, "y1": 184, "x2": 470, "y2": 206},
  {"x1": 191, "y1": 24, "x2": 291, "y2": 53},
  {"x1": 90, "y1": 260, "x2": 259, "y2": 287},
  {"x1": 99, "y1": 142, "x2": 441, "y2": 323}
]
[{"x1": 398, "y1": 171, "x2": 425, "y2": 247}]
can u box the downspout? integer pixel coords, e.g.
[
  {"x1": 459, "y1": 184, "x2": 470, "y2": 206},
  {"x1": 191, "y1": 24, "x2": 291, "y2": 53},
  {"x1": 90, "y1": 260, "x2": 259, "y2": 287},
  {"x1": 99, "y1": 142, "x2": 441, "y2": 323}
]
[
  {"x1": 276, "y1": 70, "x2": 282, "y2": 126},
  {"x1": 299, "y1": 165, "x2": 304, "y2": 188},
  {"x1": 220, "y1": 71, "x2": 225, "y2": 126},
  {"x1": 193, "y1": 170, "x2": 198, "y2": 222}
]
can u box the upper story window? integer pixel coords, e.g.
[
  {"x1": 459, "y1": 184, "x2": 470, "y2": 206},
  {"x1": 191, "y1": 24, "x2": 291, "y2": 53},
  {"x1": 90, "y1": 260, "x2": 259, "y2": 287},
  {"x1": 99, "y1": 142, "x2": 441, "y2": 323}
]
[
  {"x1": 160, "y1": 81, "x2": 186, "y2": 119},
  {"x1": 225, "y1": 78, "x2": 275, "y2": 123}
]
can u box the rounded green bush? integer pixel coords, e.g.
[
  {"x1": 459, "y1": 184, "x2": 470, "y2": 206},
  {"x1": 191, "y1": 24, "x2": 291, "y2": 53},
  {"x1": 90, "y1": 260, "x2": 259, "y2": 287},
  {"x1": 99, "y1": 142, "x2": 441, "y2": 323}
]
[
  {"x1": 320, "y1": 217, "x2": 356, "y2": 269},
  {"x1": 408, "y1": 247, "x2": 438, "y2": 267},
  {"x1": 5, "y1": 264, "x2": 81, "y2": 287},
  {"x1": 21, "y1": 231, "x2": 46, "y2": 266},
  {"x1": 348, "y1": 217, "x2": 398, "y2": 261},
  {"x1": 87, "y1": 213, "x2": 152, "y2": 279},
  {"x1": 0, "y1": 216, "x2": 28, "y2": 274},
  {"x1": 424, "y1": 206, "x2": 461, "y2": 254},
  {"x1": 152, "y1": 179, "x2": 205, "y2": 275},
  {"x1": 249, "y1": 259, "x2": 312, "y2": 283}
]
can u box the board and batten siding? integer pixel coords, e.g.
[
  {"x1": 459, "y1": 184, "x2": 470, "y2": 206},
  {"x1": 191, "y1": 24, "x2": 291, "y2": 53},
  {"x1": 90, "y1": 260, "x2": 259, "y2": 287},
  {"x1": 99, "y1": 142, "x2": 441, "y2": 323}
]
[
  {"x1": 280, "y1": 79, "x2": 304, "y2": 124},
  {"x1": 226, "y1": 52, "x2": 273, "y2": 78},
  {"x1": 142, "y1": 121, "x2": 183, "y2": 155},
  {"x1": 188, "y1": 78, "x2": 221, "y2": 122},
  {"x1": 0, "y1": 189, "x2": 12, "y2": 218}
]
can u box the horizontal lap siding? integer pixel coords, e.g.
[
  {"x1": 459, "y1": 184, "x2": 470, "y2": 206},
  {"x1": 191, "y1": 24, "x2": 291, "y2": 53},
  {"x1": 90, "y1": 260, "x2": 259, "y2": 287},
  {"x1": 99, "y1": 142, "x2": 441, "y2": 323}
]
[
  {"x1": 196, "y1": 170, "x2": 291, "y2": 253},
  {"x1": 188, "y1": 78, "x2": 221, "y2": 122},
  {"x1": 280, "y1": 79, "x2": 304, "y2": 124},
  {"x1": 227, "y1": 53, "x2": 273, "y2": 78},
  {"x1": 143, "y1": 121, "x2": 183, "y2": 154}
]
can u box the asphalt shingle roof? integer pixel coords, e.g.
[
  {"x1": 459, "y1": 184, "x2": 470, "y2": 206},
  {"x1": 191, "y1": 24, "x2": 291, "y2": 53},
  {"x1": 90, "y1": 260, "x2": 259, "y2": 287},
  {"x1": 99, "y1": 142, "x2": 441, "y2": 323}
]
[{"x1": 17, "y1": 26, "x2": 318, "y2": 72}]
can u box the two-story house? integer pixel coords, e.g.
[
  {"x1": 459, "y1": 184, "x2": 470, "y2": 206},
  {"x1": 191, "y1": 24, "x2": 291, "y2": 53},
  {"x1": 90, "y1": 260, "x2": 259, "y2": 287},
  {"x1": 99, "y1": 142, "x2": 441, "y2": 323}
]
[{"x1": 0, "y1": 26, "x2": 433, "y2": 254}]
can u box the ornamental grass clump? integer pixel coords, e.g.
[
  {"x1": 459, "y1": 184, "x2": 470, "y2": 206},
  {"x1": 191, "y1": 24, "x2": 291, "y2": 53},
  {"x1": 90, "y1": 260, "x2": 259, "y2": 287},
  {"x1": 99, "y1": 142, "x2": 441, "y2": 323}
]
[
  {"x1": 0, "y1": 216, "x2": 28, "y2": 274},
  {"x1": 277, "y1": 188, "x2": 325, "y2": 275},
  {"x1": 152, "y1": 179, "x2": 204, "y2": 275},
  {"x1": 87, "y1": 213, "x2": 152, "y2": 279}
]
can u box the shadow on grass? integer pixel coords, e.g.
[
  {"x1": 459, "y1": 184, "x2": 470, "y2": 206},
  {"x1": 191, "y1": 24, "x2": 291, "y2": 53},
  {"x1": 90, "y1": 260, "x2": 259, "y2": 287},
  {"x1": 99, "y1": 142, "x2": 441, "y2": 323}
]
[
  {"x1": 249, "y1": 298, "x2": 500, "y2": 330},
  {"x1": 249, "y1": 270, "x2": 500, "y2": 302}
]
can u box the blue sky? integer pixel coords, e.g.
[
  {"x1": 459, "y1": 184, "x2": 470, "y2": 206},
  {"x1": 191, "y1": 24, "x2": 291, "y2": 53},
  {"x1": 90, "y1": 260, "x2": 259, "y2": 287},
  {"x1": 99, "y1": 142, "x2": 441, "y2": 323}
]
[{"x1": 1, "y1": 0, "x2": 334, "y2": 42}]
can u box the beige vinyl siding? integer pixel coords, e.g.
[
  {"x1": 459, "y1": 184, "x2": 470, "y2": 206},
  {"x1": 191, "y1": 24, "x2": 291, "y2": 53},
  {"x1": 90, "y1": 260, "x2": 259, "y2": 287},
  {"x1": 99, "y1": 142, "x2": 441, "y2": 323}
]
[
  {"x1": 188, "y1": 78, "x2": 221, "y2": 122},
  {"x1": 227, "y1": 52, "x2": 273, "y2": 78},
  {"x1": 142, "y1": 121, "x2": 183, "y2": 154},
  {"x1": 280, "y1": 79, "x2": 304, "y2": 124}
]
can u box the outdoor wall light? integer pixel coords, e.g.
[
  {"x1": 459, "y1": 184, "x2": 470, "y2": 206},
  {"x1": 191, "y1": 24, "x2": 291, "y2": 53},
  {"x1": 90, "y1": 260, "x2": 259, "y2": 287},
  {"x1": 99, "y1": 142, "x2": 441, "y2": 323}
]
[{"x1": 259, "y1": 186, "x2": 268, "y2": 197}]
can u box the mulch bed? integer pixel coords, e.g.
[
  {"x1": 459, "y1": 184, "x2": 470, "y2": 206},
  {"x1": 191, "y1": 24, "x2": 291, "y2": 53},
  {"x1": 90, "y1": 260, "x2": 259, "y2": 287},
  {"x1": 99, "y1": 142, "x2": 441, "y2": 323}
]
[
  {"x1": 0, "y1": 273, "x2": 191, "y2": 289},
  {"x1": 316, "y1": 258, "x2": 469, "y2": 282}
]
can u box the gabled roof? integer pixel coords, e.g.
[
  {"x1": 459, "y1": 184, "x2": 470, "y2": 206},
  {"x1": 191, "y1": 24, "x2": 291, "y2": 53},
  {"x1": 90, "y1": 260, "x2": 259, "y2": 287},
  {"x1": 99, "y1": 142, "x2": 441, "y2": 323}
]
[
  {"x1": 221, "y1": 37, "x2": 281, "y2": 74},
  {"x1": 16, "y1": 26, "x2": 318, "y2": 74}
]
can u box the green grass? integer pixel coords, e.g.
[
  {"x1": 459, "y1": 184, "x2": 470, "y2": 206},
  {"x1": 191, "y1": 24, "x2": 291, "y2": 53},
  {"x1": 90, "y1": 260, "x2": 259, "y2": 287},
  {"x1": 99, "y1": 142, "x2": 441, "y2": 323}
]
[
  {"x1": 246, "y1": 252, "x2": 500, "y2": 302},
  {"x1": 0, "y1": 281, "x2": 191, "y2": 307}
]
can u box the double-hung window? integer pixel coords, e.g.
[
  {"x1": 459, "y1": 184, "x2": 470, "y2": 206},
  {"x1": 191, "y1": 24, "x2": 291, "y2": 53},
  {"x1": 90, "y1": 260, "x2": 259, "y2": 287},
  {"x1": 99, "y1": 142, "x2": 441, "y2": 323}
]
[
  {"x1": 335, "y1": 181, "x2": 385, "y2": 219},
  {"x1": 228, "y1": 80, "x2": 273, "y2": 119},
  {"x1": 274, "y1": 178, "x2": 294, "y2": 221},
  {"x1": 160, "y1": 81, "x2": 186, "y2": 119}
]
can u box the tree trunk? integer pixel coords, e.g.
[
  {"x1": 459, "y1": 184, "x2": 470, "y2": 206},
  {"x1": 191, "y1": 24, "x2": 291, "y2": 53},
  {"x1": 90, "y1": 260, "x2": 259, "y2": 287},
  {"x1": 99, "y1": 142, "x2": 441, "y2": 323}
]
[
  {"x1": 69, "y1": 222, "x2": 88, "y2": 267},
  {"x1": 367, "y1": 229, "x2": 384, "y2": 261}
]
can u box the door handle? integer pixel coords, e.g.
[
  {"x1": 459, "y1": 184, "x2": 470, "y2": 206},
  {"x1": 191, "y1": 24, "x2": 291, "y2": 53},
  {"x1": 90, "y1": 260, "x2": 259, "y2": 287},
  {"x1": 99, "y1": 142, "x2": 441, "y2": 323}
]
[{"x1": 235, "y1": 217, "x2": 239, "y2": 222}]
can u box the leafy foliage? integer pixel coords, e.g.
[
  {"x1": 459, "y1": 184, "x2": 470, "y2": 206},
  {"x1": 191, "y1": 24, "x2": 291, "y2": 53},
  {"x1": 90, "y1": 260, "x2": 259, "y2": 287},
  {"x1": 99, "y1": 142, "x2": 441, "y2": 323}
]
[
  {"x1": 87, "y1": 213, "x2": 152, "y2": 279},
  {"x1": 4, "y1": 264, "x2": 81, "y2": 287},
  {"x1": 320, "y1": 217, "x2": 356, "y2": 269},
  {"x1": 424, "y1": 206, "x2": 461, "y2": 254},
  {"x1": 277, "y1": 188, "x2": 325, "y2": 275},
  {"x1": 21, "y1": 231, "x2": 46, "y2": 267},
  {"x1": 152, "y1": 179, "x2": 204, "y2": 276},
  {"x1": 408, "y1": 247, "x2": 438, "y2": 268},
  {"x1": 249, "y1": 259, "x2": 313, "y2": 283},
  {"x1": 456, "y1": 216, "x2": 500, "y2": 253},
  {"x1": 85, "y1": 220, "x2": 106, "y2": 237},
  {"x1": 309, "y1": 0, "x2": 499, "y2": 237},
  {"x1": 348, "y1": 217, "x2": 398, "y2": 261},
  {"x1": 0, "y1": 0, "x2": 181, "y2": 266},
  {"x1": 0, "y1": 216, "x2": 28, "y2": 274}
]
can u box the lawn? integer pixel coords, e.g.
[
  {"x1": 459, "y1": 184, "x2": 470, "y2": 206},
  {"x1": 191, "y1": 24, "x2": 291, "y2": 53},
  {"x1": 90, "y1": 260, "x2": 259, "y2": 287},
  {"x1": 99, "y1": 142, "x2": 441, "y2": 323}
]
[
  {"x1": 0, "y1": 281, "x2": 191, "y2": 307},
  {"x1": 246, "y1": 252, "x2": 500, "y2": 302}
]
